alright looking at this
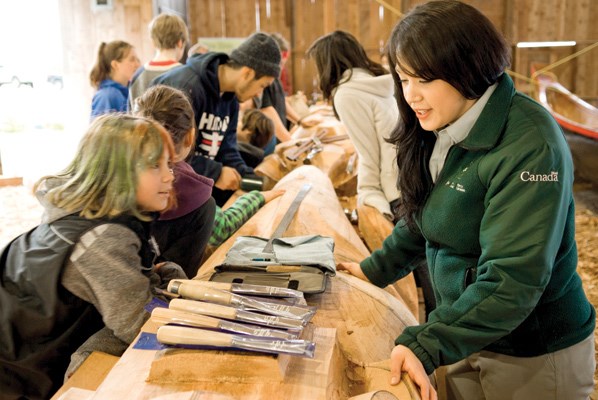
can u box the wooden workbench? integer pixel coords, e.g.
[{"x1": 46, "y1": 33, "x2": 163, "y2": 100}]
[{"x1": 80, "y1": 166, "x2": 418, "y2": 400}]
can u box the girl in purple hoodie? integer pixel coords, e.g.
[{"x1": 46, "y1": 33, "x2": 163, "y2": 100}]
[{"x1": 134, "y1": 85, "x2": 283, "y2": 277}]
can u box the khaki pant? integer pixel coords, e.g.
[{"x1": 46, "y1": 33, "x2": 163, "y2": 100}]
[{"x1": 445, "y1": 334, "x2": 595, "y2": 400}]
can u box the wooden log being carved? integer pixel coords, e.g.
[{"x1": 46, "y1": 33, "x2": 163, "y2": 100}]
[
  {"x1": 357, "y1": 204, "x2": 420, "y2": 321},
  {"x1": 255, "y1": 118, "x2": 358, "y2": 197},
  {"x1": 89, "y1": 166, "x2": 419, "y2": 400}
]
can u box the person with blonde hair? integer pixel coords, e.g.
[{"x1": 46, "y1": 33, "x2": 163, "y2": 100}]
[
  {"x1": 90, "y1": 40, "x2": 140, "y2": 118},
  {"x1": 129, "y1": 13, "x2": 189, "y2": 108},
  {"x1": 0, "y1": 114, "x2": 186, "y2": 399}
]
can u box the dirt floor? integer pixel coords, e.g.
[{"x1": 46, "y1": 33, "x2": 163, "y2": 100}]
[
  {"x1": 1, "y1": 180, "x2": 598, "y2": 395},
  {"x1": 573, "y1": 182, "x2": 598, "y2": 399}
]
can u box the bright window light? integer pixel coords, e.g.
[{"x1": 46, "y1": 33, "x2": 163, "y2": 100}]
[{"x1": 516, "y1": 41, "x2": 576, "y2": 48}]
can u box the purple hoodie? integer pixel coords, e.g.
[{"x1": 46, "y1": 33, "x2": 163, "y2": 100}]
[{"x1": 159, "y1": 161, "x2": 214, "y2": 220}]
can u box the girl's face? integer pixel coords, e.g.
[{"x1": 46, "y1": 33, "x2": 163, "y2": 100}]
[
  {"x1": 395, "y1": 61, "x2": 476, "y2": 131},
  {"x1": 136, "y1": 149, "x2": 174, "y2": 212},
  {"x1": 111, "y1": 48, "x2": 141, "y2": 85}
]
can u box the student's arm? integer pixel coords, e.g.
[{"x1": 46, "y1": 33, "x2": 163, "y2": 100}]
[
  {"x1": 209, "y1": 191, "x2": 265, "y2": 246},
  {"x1": 61, "y1": 224, "x2": 185, "y2": 345},
  {"x1": 261, "y1": 106, "x2": 292, "y2": 142},
  {"x1": 284, "y1": 98, "x2": 303, "y2": 126}
]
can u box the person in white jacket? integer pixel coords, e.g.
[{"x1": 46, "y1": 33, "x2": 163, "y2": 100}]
[
  {"x1": 307, "y1": 31, "x2": 436, "y2": 320},
  {"x1": 307, "y1": 30, "x2": 400, "y2": 219}
]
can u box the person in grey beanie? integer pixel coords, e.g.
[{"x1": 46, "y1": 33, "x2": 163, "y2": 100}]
[{"x1": 152, "y1": 32, "x2": 281, "y2": 206}]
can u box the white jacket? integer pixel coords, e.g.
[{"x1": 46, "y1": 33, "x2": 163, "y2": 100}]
[{"x1": 333, "y1": 69, "x2": 400, "y2": 217}]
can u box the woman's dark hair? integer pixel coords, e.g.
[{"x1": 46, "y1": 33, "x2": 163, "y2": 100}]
[
  {"x1": 306, "y1": 30, "x2": 387, "y2": 102},
  {"x1": 241, "y1": 109, "x2": 275, "y2": 149},
  {"x1": 133, "y1": 84, "x2": 196, "y2": 155},
  {"x1": 386, "y1": 0, "x2": 510, "y2": 229}
]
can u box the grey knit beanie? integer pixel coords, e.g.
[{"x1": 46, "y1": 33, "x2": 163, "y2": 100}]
[{"x1": 230, "y1": 32, "x2": 281, "y2": 78}]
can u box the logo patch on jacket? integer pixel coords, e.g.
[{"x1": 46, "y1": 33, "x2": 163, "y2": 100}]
[
  {"x1": 198, "y1": 131, "x2": 224, "y2": 158},
  {"x1": 444, "y1": 166, "x2": 469, "y2": 192},
  {"x1": 520, "y1": 171, "x2": 559, "y2": 182}
]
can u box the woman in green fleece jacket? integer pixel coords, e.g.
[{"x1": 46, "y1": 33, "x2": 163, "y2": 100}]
[{"x1": 338, "y1": 2, "x2": 595, "y2": 400}]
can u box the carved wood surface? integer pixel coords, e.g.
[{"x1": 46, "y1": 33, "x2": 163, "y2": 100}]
[{"x1": 89, "y1": 166, "x2": 418, "y2": 400}]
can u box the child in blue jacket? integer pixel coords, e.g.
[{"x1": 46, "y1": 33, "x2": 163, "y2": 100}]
[{"x1": 90, "y1": 40, "x2": 140, "y2": 118}]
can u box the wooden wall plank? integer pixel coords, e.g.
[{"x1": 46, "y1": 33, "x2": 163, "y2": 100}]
[
  {"x1": 58, "y1": 0, "x2": 597, "y2": 125},
  {"x1": 58, "y1": 0, "x2": 153, "y2": 132}
]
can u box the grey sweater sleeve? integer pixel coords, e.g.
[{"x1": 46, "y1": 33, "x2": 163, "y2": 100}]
[{"x1": 60, "y1": 223, "x2": 186, "y2": 376}]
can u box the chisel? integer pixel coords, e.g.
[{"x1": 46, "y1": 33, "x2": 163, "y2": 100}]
[
  {"x1": 167, "y1": 280, "x2": 314, "y2": 320},
  {"x1": 157, "y1": 325, "x2": 315, "y2": 357},
  {"x1": 169, "y1": 298, "x2": 306, "y2": 329},
  {"x1": 150, "y1": 307, "x2": 298, "y2": 340},
  {"x1": 169, "y1": 279, "x2": 304, "y2": 298},
  {"x1": 260, "y1": 183, "x2": 312, "y2": 257}
]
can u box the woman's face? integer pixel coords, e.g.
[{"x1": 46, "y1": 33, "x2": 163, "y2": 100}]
[
  {"x1": 136, "y1": 149, "x2": 174, "y2": 212},
  {"x1": 395, "y1": 61, "x2": 476, "y2": 131},
  {"x1": 111, "y1": 48, "x2": 141, "y2": 85}
]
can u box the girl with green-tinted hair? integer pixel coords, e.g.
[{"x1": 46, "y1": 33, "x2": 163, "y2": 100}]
[
  {"x1": 36, "y1": 113, "x2": 176, "y2": 221},
  {"x1": 1, "y1": 114, "x2": 187, "y2": 399}
]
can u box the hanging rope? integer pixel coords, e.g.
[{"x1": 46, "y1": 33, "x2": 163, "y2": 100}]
[
  {"x1": 373, "y1": 0, "x2": 595, "y2": 95},
  {"x1": 507, "y1": 69, "x2": 537, "y2": 86},
  {"x1": 530, "y1": 41, "x2": 598, "y2": 80}
]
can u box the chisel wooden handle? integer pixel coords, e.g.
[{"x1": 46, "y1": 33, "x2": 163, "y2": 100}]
[
  {"x1": 157, "y1": 325, "x2": 232, "y2": 347},
  {"x1": 169, "y1": 298, "x2": 238, "y2": 320},
  {"x1": 150, "y1": 307, "x2": 221, "y2": 329},
  {"x1": 170, "y1": 279, "x2": 232, "y2": 291},
  {"x1": 170, "y1": 278, "x2": 304, "y2": 298},
  {"x1": 168, "y1": 281, "x2": 233, "y2": 304}
]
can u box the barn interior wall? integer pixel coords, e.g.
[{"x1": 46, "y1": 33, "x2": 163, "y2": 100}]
[{"x1": 58, "y1": 0, "x2": 597, "y2": 127}]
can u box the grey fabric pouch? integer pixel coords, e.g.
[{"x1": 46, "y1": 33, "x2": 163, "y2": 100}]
[{"x1": 210, "y1": 235, "x2": 336, "y2": 294}]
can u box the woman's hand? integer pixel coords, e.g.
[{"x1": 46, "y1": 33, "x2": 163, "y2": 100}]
[
  {"x1": 337, "y1": 262, "x2": 370, "y2": 282},
  {"x1": 390, "y1": 345, "x2": 437, "y2": 400}
]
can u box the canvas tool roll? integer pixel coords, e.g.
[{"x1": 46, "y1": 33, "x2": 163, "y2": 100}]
[{"x1": 211, "y1": 235, "x2": 336, "y2": 294}]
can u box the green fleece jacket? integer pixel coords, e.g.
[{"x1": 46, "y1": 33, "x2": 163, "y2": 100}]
[{"x1": 361, "y1": 74, "x2": 595, "y2": 374}]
